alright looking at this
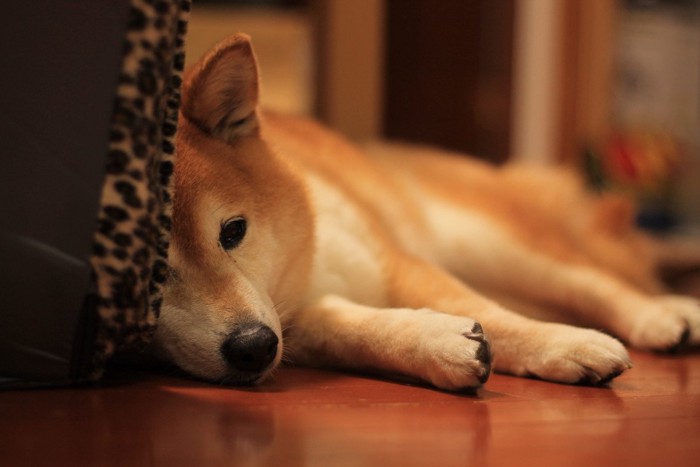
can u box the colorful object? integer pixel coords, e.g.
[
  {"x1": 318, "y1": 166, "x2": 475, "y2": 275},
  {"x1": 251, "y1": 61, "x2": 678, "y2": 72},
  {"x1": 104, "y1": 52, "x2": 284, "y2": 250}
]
[
  {"x1": 603, "y1": 129, "x2": 681, "y2": 193},
  {"x1": 585, "y1": 128, "x2": 684, "y2": 231}
]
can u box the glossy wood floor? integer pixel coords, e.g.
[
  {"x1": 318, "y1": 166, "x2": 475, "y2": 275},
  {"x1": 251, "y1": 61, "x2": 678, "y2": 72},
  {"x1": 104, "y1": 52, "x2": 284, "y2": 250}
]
[{"x1": 2, "y1": 349, "x2": 700, "y2": 467}]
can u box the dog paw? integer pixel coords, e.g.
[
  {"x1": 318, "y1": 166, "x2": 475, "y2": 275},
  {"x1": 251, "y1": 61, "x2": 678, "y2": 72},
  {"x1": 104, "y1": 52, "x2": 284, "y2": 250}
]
[
  {"x1": 511, "y1": 324, "x2": 632, "y2": 385},
  {"x1": 419, "y1": 318, "x2": 492, "y2": 391},
  {"x1": 629, "y1": 295, "x2": 700, "y2": 352}
]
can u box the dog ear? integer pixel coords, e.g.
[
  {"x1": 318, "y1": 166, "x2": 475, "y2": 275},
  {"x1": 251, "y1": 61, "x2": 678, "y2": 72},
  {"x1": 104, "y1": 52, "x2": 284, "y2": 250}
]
[{"x1": 181, "y1": 33, "x2": 260, "y2": 142}]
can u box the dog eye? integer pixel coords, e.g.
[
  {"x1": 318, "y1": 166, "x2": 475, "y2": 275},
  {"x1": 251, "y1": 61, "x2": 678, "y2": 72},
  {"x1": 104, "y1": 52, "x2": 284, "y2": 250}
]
[{"x1": 219, "y1": 217, "x2": 247, "y2": 250}]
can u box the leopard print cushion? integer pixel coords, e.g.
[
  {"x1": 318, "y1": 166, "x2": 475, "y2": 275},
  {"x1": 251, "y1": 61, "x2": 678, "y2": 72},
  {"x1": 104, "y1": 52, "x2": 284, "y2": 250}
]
[{"x1": 87, "y1": 0, "x2": 191, "y2": 379}]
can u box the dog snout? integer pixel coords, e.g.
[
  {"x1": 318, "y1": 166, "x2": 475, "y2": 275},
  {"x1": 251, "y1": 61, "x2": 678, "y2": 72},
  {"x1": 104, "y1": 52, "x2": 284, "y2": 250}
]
[{"x1": 220, "y1": 323, "x2": 279, "y2": 373}]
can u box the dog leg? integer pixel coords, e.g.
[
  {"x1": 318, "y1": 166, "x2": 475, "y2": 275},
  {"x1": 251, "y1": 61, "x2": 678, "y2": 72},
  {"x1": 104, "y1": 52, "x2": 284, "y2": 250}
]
[
  {"x1": 286, "y1": 294, "x2": 491, "y2": 391},
  {"x1": 420, "y1": 199, "x2": 699, "y2": 351},
  {"x1": 517, "y1": 257, "x2": 700, "y2": 351},
  {"x1": 384, "y1": 256, "x2": 632, "y2": 385},
  {"x1": 447, "y1": 225, "x2": 700, "y2": 351}
]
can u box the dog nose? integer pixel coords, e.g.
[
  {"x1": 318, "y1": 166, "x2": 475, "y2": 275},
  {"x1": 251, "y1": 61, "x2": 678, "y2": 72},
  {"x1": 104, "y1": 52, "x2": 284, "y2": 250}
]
[{"x1": 220, "y1": 323, "x2": 279, "y2": 373}]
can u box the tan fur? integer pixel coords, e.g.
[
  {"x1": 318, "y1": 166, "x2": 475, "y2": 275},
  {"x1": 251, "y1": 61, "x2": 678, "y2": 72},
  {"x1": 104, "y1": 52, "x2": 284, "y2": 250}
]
[{"x1": 153, "y1": 34, "x2": 700, "y2": 390}]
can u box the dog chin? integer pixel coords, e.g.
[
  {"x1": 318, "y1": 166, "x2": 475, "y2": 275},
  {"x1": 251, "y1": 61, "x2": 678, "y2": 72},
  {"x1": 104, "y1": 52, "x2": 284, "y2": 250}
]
[
  {"x1": 221, "y1": 370, "x2": 274, "y2": 386},
  {"x1": 178, "y1": 359, "x2": 277, "y2": 387}
]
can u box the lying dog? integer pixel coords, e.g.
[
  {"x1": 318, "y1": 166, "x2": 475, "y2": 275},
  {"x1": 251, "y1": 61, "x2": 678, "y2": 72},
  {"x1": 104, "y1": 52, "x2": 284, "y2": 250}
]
[{"x1": 153, "y1": 33, "x2": 700, "y2": 390}]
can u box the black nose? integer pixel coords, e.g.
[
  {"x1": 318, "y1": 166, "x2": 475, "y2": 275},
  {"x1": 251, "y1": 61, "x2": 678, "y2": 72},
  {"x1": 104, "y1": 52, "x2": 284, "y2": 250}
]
[{"x1": 220, "y1": 323, "x2": 279, "y2": 373}]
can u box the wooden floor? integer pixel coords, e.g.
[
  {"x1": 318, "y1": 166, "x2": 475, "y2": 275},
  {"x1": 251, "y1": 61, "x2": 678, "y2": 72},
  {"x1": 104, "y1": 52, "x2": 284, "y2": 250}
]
[{"x1": 2, "y1": 349, "x2": 700, "y2": 466}]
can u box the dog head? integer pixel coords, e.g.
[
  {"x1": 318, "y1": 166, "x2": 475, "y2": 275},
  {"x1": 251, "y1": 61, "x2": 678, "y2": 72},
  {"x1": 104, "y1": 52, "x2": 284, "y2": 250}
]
[{"x1": 153, "y1": 34, "x2": 314, "y2": 384}]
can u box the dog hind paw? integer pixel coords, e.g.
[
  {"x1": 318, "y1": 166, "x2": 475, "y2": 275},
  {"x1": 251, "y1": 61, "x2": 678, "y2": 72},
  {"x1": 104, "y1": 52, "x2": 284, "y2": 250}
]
[{"x1": 629, "y1": 295, "x2": 700, "y2": 352}]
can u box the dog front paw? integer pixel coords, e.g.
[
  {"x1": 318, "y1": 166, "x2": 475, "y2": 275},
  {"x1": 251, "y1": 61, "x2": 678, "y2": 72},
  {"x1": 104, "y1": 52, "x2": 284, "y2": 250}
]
[
  {"x1": 418, "y1": 317, "x2": 492, "y2": 391},
  {"x1": 505, "y1": 324, "x2": 632, "y2": 385}
]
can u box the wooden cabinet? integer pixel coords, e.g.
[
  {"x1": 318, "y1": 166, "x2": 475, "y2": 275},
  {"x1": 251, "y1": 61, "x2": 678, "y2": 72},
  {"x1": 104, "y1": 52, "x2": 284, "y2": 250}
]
[{"x1": 383, "y1": 0, "x2": 515, "y2": 163}]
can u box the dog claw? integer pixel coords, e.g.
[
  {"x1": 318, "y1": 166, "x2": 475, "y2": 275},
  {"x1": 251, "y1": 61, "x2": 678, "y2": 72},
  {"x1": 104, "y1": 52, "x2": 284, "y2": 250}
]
[{"x1": 666, "y1": 326, "x2": 691, "y2": 354}]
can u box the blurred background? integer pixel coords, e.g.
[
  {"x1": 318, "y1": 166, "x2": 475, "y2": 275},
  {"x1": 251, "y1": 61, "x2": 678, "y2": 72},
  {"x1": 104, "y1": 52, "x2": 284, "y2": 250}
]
[{"x1": 186, "y1": 0, "x2": 700, "y2": 232}]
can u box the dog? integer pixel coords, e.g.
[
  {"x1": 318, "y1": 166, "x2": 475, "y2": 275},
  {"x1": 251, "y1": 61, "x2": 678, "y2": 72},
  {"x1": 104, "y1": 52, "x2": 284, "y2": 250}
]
[{"x1": 152, "y1": 33, "x2": 700, "y2": 391}]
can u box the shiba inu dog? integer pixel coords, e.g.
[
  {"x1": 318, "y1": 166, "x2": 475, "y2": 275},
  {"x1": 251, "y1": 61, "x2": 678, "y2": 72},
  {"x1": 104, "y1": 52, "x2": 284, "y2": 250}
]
[{"x1": 153, "y1": 33, "x2": 700, "y2": 391}]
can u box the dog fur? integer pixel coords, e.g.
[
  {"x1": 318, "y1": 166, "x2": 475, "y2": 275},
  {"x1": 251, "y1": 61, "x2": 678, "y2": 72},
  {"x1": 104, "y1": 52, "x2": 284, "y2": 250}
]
[{"x1": 152, "y1": 34, "x2": 700, "y2": 391}]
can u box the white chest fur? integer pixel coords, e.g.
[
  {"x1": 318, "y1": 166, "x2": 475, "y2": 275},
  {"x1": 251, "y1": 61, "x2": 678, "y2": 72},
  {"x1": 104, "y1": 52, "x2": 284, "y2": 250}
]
[{"x1": 305, "y1": 174, "x2": 387, "y2": 306}]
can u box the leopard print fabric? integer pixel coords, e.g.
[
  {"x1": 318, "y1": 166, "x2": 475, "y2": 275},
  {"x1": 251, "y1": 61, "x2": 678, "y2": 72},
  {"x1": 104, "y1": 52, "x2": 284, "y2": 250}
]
[{"x1": 87, "y1": 0, "x2": 191, "y2": 379}]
